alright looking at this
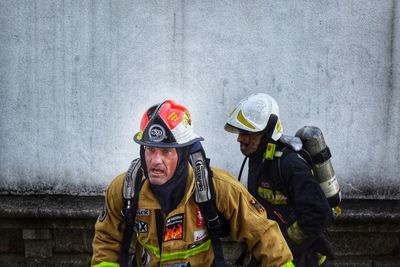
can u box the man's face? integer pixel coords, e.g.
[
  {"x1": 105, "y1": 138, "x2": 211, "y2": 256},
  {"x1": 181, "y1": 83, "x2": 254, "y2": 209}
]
[
  {"x1": 145, "y1": 147, "x2": 178, "y2": 185},
  {"x1": 237, "y1": 132, "x2": 263, "y2": 156}
]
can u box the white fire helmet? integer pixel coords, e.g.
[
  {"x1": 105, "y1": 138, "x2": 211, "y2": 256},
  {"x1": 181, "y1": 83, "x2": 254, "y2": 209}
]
[{"x1": 224, "y1": 93, "x2": 283, "y2": 141}]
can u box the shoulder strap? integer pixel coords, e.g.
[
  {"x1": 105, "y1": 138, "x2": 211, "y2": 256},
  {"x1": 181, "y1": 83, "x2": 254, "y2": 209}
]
[
  {"x1": 237, "y1": 156, "x2": 248, "y2": 182},
  {"x1": 120, "y1": 158, "x2": 145, "y2": 267},
  {"x1": 190, "y1": 150, "x2": 226, "y2": 267},
  {"x1": 276, "y1": 146, "x2": 312, "y2": 187}
]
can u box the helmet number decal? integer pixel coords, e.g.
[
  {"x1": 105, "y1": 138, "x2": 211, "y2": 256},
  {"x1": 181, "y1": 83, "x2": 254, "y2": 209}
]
[{"x1": 148, "y1": 124, "x2": 167, "y2": 142}]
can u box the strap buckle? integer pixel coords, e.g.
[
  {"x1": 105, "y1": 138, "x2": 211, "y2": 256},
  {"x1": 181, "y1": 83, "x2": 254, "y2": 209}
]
[{"x1": 207, "y1": 216, "x2": 221, "y2": 233}]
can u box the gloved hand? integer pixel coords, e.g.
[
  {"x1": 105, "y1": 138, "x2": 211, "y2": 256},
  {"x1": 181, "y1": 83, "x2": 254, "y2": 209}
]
[
  {"x1": 287, "y1": 222, "x2": 335, "y2": 259},
  {"x1": 309, "y1": 234, "x2": 335, "y2": 260},
  {"x1": 295, "y1": 252, "x2": 319, "y2": 267},
  {"x1": 293, "y1": 236, "x2": 333, "y2": 267},
  {"x1": 287, "y1": 221, "x2": 307, "y2": 245}
]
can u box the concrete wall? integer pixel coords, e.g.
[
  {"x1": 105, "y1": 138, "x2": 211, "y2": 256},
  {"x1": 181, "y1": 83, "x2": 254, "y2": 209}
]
[{"x1": 0, "y1": 0, "x2": 399, "y2": 197}]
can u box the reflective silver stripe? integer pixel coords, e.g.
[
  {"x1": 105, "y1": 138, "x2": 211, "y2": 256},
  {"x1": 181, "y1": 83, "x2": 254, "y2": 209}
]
[
  {"x1": 258, "y1": 187, "x2": 287, "y2": 205},
  {"x1": 287, "y1": 221, "x2": 307, "y2": 244}
]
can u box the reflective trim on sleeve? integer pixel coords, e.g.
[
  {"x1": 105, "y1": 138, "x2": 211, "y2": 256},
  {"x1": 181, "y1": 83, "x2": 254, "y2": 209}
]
[
  {"x1": 287, "y1": 221, "x2": 307, "y2": 244},
  {"x1": 138, "y1": 239, "x2": 212, "y2": 262},
  {"x1": 92, "y1": 262, "x2": 120, "y2": 267},
  {"x1": 258, "y1": 187, "x2": 288, "y2": 205},
  {"x1": 280, "y1": 261, "x2": 295, "y2": 267},
  {"x1": 318, "y1": 253, "x2": 327, "y2": 265}
]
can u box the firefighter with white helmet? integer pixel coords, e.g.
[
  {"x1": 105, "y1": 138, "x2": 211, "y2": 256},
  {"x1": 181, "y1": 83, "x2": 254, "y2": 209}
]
[
  {"x1": 92, "y1": 99, "x2": 295, "y2": 267},
  {"x1": 225, "y1": 93, "x2": 335, "y2": 267}
]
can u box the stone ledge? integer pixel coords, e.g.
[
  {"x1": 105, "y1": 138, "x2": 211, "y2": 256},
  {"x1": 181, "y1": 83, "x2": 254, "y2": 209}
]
[
  {"x1": 338, "y1": 198, "x2": 400, "y2": 222},
  {"x1": 0, "y1": 195, "x2": 399, "y2": 222},
  {"x1": 0, "y1": 195, "x2": 398, "y2": 266},
  {"x1": 0, "y1": 253, "x2": 91, "y2": 266},
  {"x1": 0, "y1": 195, "x2": 103, "y2": 219},
  {"x1": 325, "y1": 256, "x2": 400, "y2": 267}
]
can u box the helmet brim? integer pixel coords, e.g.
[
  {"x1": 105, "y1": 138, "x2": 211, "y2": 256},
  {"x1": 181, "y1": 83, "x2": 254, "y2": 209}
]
[
  {"x1": 133, "y1": 132, "x2": 204, "y2": 148},
  {"x1": 224, "y1": 123, "x2": 239, "y2": 133},
  {"x1": 224, "y1": 123, "x2": 258, "y2": 135}
]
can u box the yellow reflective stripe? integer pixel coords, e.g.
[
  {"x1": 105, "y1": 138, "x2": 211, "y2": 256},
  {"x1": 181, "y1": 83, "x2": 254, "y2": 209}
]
[
  {"x1": 280, "y1": 261, "x2": 295, "y2": 267},
  {"x1": 161, "y1": 239, "x2": 211, "y2": 262},
  {"x1": 138, "y1": 239, "x2": 211, "y2": 262},
  {"x1": 275, "y1": 120, "x2": 282, "y2": 133},
  {"x1": 138, "y1": 240, "x2": 161, "y2": 259},
  {"x1": 92, "y1": 262, "x2": 120, "y2": 267},
  {"x1": 318, "y1": 254, "x2": 327, "y2": 265},
  {"x1": 258, "y1": 187, "x2": 287, "y2": 205},
  {"x1": 237, "y1": 110, "x2": 256, "y2": 129}
]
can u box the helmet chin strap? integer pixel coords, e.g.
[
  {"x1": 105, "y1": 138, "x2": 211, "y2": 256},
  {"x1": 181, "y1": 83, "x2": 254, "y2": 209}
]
[
  {"x1": 250, "y1": 114, "x2": 279, "y2": 161},
  {"x1": 139, "y1": 145, "x2": 148, "y2": 179},
  {"x1": 263, "y1": 114, "x2": 278, "y2": 141}
]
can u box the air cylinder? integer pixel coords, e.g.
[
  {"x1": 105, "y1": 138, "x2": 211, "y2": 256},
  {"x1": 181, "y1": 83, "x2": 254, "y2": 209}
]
[{"x1": 295, "y1": 126, "x2": 341, "y2": 208}]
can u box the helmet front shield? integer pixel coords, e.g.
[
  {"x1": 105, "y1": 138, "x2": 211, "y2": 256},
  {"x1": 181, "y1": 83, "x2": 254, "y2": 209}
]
[{"x1": 134, "y1": 100, "x2": 204, "y2": 148}]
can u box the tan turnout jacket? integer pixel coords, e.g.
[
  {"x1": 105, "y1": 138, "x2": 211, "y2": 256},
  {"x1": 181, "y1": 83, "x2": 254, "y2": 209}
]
[{"x1": 92, "y1": 167, "x2": 293, "y2": 267}]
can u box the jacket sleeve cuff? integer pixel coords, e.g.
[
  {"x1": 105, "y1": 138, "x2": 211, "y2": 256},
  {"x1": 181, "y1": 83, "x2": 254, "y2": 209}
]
[
  {"x1": 287, "y1": 221, "x2": 307, "y2": 244},
  {"x1": 92, "y1": 262, "x2": 120, "y2": 267},
  {"x1": 280, "y1": 260, "x2": 296, "y2": 267}
]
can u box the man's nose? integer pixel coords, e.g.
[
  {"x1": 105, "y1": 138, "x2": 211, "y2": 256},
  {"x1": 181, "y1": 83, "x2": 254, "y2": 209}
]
[
  {"x1": 151, "y1": 150, "x2": 163, "y2": 164},
  {"x1": 237, "y1": 133, "x2": 249, "y2": 143}
]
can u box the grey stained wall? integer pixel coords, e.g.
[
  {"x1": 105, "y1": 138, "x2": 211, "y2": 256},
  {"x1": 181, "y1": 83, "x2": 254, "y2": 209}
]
[{"x1": 0, "y1": 0, "x2": 399, "y2": 197}]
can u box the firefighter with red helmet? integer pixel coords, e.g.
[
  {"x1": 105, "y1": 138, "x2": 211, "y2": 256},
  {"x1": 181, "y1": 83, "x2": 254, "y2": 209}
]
[
  {"x1": 92, "y1": 99, "x2": 294, "y2": 267},
  {"x1": 225, "y1": 93, "x2": 335, "y2": 267}
]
